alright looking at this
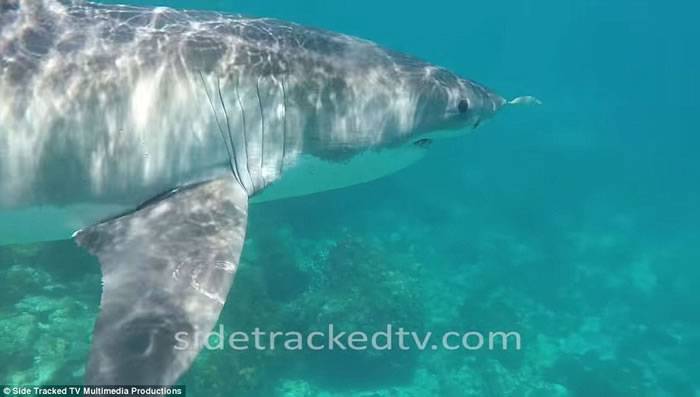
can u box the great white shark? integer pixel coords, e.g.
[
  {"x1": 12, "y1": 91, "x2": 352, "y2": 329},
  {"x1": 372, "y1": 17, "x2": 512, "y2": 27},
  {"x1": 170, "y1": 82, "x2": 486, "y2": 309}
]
[{"x1": 0, "y1": 0, "x2": 539, "y2": 388}]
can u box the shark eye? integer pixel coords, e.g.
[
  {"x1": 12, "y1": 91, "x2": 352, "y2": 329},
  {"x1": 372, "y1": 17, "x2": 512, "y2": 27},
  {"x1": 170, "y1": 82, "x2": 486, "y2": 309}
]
[{"x1": 457, "y1": 99, "x2": 470, "y2": 114}]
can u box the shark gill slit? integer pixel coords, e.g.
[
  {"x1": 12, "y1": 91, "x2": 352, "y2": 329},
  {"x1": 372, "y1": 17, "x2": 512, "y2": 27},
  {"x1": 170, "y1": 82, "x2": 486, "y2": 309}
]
[
  {"x1": 255, "y1": 76, "x2": 266, "y2": 187},
  {"x1": 197, "y1": 71, "x2": 242, "y2": 187},
  {"x1": 280, "y1": 75, "x2": 288, "y2": 175},
  {"x1": 216, "y1": 77, "x2": 249, "y2": 195},
  {"x1": 234, "y1": 76, "x2": 254, "y2": 191}
]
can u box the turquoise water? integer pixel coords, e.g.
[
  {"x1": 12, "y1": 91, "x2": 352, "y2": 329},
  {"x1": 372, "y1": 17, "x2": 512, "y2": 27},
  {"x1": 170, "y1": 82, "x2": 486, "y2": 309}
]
[{"x1": 1, "y1": 0, "x2": 699, "y2": 396}]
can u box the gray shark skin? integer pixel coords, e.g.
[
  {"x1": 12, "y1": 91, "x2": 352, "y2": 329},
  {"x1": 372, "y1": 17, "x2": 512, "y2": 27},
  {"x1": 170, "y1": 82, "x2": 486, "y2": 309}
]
[{"x1": 0, "y1": 0, "x2": 535, "y2": 390}]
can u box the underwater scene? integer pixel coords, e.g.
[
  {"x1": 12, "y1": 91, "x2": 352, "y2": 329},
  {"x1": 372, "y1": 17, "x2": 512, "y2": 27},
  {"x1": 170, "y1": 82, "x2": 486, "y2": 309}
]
[{"x1": 1, "y1": 0, "x2": 699, "y2": 396}]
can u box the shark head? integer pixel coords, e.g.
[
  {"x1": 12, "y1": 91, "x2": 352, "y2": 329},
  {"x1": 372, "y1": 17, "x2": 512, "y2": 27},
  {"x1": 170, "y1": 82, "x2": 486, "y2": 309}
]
[
  {"x1": 280, "y1": 37, "x2": 515, "y2": 156},
  {"x1": 392, "y1": 65, "x2": 509, "y2": 136}
]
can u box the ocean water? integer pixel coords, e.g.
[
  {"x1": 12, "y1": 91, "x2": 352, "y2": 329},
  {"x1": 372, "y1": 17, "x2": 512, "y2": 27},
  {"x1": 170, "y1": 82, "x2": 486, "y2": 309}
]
[{"x1": 1, "y1": 1, "x2": 699, "y2": 396}]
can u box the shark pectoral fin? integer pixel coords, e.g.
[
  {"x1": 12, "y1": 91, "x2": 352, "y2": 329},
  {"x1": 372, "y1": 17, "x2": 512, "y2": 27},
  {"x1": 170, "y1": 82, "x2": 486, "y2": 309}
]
[{"x1": 74, "y1": 177, "x2": 248, "y2": 386}]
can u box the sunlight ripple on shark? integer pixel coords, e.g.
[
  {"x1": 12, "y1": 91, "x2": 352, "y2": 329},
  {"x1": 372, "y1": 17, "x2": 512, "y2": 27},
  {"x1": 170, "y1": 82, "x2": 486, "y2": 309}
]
[{"x1": 0, "y1": 0, "x2": 538, "y2": 388}]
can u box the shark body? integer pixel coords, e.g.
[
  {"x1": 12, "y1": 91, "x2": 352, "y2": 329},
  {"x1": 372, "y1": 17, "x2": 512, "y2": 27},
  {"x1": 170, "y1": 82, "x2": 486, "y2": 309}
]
[{"x1": 0, "y1": 0, "x2": 533, "y2": 387}]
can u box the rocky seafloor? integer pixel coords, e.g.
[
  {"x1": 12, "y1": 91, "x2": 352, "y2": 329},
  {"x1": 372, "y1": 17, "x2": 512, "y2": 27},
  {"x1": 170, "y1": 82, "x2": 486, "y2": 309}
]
[{"x1": 1, "y1": 182, "x2": 698, "y2": 397}]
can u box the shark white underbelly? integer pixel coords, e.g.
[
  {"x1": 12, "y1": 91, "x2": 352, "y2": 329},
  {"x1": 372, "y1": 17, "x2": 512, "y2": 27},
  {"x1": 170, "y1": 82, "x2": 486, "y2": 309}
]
[{"x1": 0, "y1": 144, "x2": 427, "y2": 245}]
